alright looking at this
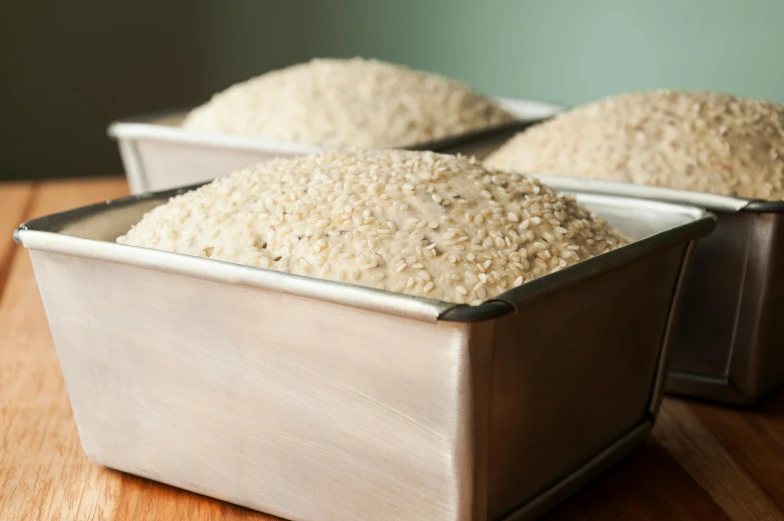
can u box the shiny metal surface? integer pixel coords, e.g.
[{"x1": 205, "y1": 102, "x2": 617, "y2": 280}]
[
  {"x1": 487, "y1": 243, "x2": 687, "y2": 520},
  {"x1": 107, "y1": 97, "x2": 565, "y2": 194},
  {"x1": 16, "y1": 188, "x2": 711, "y2": 521},
  {"x1": 505, "y1": 423, "x2": 650, "y2": 521},
  {"x1": 668, "y1": 210, "x2": 784, "y2": 404},
  {"x1": 533, "y1": 173, "x2": 784, "y2": 406}
]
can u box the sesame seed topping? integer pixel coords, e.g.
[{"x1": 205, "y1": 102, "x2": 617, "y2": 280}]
[
  {"x1": 182, "y1": 58, "x2": 516, "y2": 149},
  {"x1": 118, "y1": 149, "x2": 627, "y2": 306},
  {"x1": 486, "y1": 90, "x2": 784, "y2": 200}
]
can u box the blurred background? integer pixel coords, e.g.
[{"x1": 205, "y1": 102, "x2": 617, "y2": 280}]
[{"x1": 2, "y1": 0, "x2": 783, "y2": 181}]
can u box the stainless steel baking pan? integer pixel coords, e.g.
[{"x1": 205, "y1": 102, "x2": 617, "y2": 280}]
[
  {"x1": 14, "y1": 187, "x2": 713, "y2": 521},
  {"x1": 535, "y1": 173, "x2": 784, "y2": 406},
  {"x1": 108, "y1": 97, "x2": 565, "y2": 194}
]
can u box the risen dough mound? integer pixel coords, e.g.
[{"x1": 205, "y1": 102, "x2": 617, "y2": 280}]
[
  {"x1": 182, "y1": 57, "x2": 516, "y2": 148},
  {"x1": 486, "y1": 90, "x2": 784, "y2": 200},
  {"x1": 118, "y1": 149, "x2": 628, "y2": 305}
]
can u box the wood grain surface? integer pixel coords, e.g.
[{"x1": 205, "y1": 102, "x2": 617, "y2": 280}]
[{"x1": 1, "y1": 178, "x2": 783, "y2": 521}]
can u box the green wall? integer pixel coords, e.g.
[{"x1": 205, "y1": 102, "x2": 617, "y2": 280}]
[{"x1": 3, "y1": 0, "x2": 783, "y2": 180}]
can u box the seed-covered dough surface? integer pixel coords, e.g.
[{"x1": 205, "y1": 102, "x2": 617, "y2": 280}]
[
  {"x1": 118, "y1": 149, "x2": 628, "y2": 305},
  {"x1": 182, "y1": 57, "x2": 516, "y2": 149},
  {"x1": 486, "y1": 90, "x2": 784, "y2": 200}
]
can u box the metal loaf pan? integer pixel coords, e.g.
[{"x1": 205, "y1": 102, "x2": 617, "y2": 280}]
[
  {"x1": 108, "y1": 97, "x2": 564, "y2": 194},
  {"x1": 15, "y1": 187, "x2": 713, "y2": 521},
  {"x1": 535, "y1": 173, "x2": 784, "y2": 406}
]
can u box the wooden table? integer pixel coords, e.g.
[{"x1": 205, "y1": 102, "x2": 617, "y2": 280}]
[{"x1": 1, "y1": 177, "x2": 783, "y2": 521}]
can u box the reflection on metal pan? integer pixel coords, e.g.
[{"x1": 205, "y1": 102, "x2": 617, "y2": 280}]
[
  {"x1": 532, "y1": 172, "x2": 784, "y2": 405},
  {"x1": 14, "y1": 185, "x2": 712, "y2": 521}
]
